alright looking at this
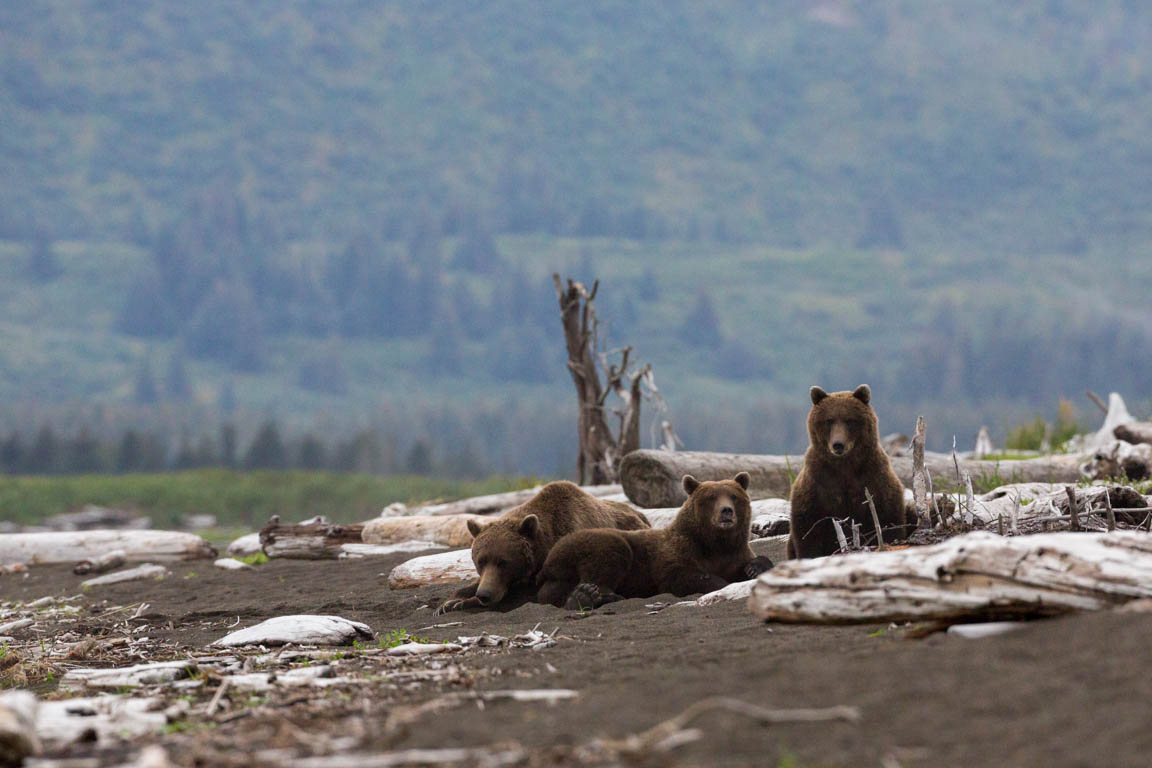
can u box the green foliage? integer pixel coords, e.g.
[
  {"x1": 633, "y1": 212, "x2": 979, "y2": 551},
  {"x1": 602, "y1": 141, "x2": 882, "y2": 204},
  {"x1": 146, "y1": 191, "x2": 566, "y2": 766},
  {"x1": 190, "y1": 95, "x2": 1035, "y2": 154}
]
[
  {"x1": 0, "y1": 470, "x2": 531, "y2": 528},
  {"x1": 1005, "y1": 399, "x2": 1084, "y2": 451},
  {"x1": 380, "y1": 629, "x2": 430, "y2": 649},
  {"x1": 236, "y1": 552, "x2": 269, "y2": 567}
]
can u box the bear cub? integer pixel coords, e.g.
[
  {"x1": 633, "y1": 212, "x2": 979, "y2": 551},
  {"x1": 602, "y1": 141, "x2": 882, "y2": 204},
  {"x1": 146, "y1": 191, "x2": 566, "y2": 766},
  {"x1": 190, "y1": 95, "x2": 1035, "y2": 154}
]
[
  {"x1": 788, "y1": 384, "x2": 910, "y2": 559},
  {"x1": 536, "y1": 472, "x2": 773, "y2": 610},
  {"x1": 436, "y1": 481, "x2": 650, "y2": 614}
]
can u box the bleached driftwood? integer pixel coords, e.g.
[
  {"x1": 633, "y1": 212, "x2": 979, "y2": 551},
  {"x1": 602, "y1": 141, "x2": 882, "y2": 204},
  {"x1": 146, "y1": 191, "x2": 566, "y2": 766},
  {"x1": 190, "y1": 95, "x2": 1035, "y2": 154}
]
[
  {"x1": 945, "y1": 484, "x2": 1149, "y2": 527},
  {"x1": 973, "y1": 427, "x2": 995, "y2": 458},
  {"x1": 259, "y1": 516, "x2": 365, "y2": 559},
  {"x1": 212, "y1": 615, "x2": 373, "y2": 647},
  {"x1": 619, "y1": 449, "x2": 1086, "y2": 507},
  {"x1": 0, "y1": 691, "x2": 40, "y2": 763},
  {"x1": 1115, "y1": 422, "x2": 1152, "y2": 446},
  {"x1": 1080, "y1": 440, "x2": 1152, "y2": 481},
  {"x1": 0, "y1": 531, "x2": 215, "y2": 566},
  {"x1": 227, "y1": 532, "x2": 263, "y2": 557},
  {"x1": 388, "y1": 550, "x2": 475, "y2": 588},
  {"x1": 73, "y1": 549, "x2": 127, "y2": 575},
  {"x1": 380, "y1": 485, "x2": 624, "y2": 519},
  {"x1": 81, "y1": 563, "x2": 169, "y2": 588},
  {"x1": 362, "y1": 515, "x2": 488, "y2": 548},
  {"x1": 36, "y1": 695, "x2": 178, "y2": 745},
  {"x1": 386, "y1": 642, "x2": 463, "y2": 656},
  {"x1": 214, "y1": 558, "x2": 252, "y2": 570},
  {"x1": 1064, "y1": 392, "x2": 1135, "y2": 454},
  {"x1": 339, "y1": 541, "x2": 447, "y2": 559},
  {"x1": 60, "y1": 661, "x2": 193, "y2": 691},
  {"x1": 750, "y1": 530, "x2": 1152, "y2": 624}
]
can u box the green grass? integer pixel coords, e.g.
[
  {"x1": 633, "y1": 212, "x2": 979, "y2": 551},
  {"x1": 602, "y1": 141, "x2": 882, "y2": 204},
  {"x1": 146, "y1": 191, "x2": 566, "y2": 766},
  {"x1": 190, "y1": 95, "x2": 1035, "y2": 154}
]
[
  {"x1": 0, "y1": 470, "x2": 537, "y2": 528},
  {"x1": 379, "y1": 629, "x2": 431, "y2": 648}
]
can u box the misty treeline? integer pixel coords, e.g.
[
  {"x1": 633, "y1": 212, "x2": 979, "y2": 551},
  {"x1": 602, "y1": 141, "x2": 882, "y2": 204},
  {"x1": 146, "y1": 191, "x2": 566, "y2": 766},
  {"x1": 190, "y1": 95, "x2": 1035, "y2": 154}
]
[
  {"x1": 0, "y1": 420, "x2": 479, "y2": 478},
  {"x1": 112, "y1": 186, "x2": 666, "y2": 383}
]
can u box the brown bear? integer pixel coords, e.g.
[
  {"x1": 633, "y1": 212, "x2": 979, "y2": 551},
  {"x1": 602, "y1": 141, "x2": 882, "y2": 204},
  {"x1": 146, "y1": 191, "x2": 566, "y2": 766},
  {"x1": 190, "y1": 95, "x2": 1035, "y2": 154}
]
[
  {"x1": 535, "y1": 473, "x2": 773, "y2": 609},
  {"x1": 435, "y1": 481, "x2": 650, "y2": 614},
  {"x1": 787, "y1": 384, "x2": 910, "y2": 559}
]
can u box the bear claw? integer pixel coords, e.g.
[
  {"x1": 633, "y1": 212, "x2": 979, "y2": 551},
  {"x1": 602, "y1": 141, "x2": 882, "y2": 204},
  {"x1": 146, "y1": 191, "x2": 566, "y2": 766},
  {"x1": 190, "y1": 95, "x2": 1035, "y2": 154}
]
[
  {"x1": 434, "y1": 599, "x2": 463, "y2": 615},
  {"x1": 743, "y1": 555, "x2": 774, "y2": 580}
]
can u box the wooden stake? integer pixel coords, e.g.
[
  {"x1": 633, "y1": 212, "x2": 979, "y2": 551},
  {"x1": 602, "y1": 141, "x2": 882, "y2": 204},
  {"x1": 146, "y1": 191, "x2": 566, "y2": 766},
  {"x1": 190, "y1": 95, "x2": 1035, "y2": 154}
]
[
  {"x1": 911, "y1": 416, "x2": 930, "y2": 529},
  {"x1": 864, "y1": 487, "x2": 884, "y2": 550},
  {"x1": 851, "y1": 522, "x2": 861, "y2": 549},
  {"x1": 1065, "y1": 486, "x2": 1080, "y2": 531},
  {"x1": 831, "y1": 518, "x2": 849, "y2": 553}
]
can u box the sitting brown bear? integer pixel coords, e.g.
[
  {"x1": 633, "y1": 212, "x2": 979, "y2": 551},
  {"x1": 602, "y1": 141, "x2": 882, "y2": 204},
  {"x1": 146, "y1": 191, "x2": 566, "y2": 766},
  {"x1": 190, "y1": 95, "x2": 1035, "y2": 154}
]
[
  {"x1": 787, "y1": 384, "x2": 911, "y2": 559},
  {"x1": 536, "y1": 473, "x2": 773, "y2": 610},
  {"x1": 435, "y1": 481, "x2": 650, "y2": 614}
]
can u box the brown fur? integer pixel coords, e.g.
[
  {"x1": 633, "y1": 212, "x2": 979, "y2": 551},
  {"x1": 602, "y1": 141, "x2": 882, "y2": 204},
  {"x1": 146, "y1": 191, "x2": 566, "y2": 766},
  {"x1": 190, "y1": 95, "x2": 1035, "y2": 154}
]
[
  {"x1": 536, "y1": 473, "x2": 773, "y2": 609},
  {"x1": 435, "y1": 481, "x2": 650, "y2": 613},
  {"x1": 787, "y1": 384, "x2": 910, "y2": 559}
]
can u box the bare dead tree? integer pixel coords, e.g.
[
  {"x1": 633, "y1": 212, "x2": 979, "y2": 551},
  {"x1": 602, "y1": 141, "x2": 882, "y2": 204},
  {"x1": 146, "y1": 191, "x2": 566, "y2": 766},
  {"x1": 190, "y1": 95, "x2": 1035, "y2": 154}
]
[{"x1": 553, "y1": 274, "x2": 674, "y2": 484}]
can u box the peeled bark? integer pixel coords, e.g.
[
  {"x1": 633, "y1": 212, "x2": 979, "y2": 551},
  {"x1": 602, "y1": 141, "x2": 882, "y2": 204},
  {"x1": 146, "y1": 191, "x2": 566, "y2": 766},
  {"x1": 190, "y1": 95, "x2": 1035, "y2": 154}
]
[
  {"x1": 259, "y1": 516, "x2": 364, "y2": 560},
  {"x1": 0, "y1": 531, "x2": 215, "y2": 567},
  {"x1": 750, "y1": 530, "x2": 1152, "y2": 624},
  {"x1": 620, "y1": 449, "x2": 1087, "y2": 508}
]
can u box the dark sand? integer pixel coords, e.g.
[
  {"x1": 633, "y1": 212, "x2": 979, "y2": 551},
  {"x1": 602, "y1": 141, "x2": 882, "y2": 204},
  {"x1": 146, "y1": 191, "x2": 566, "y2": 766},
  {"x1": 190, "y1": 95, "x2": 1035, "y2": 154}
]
[{"x1": 4, "y1": 552, "x2": 1151, "y2": 767}]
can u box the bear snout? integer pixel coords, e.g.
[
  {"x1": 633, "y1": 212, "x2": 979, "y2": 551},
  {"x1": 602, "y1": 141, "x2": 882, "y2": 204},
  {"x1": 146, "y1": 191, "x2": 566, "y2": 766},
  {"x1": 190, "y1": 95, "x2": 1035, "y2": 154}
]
[
  {"x1": 831, "y1": 440, "x2": 847, "y2": 455},
  {"x1": 716, "y1": 505, "x2": 736, "y2": 528},
  {"x1": 474, "y1": 587, "x2": 493, "y2": 605}
]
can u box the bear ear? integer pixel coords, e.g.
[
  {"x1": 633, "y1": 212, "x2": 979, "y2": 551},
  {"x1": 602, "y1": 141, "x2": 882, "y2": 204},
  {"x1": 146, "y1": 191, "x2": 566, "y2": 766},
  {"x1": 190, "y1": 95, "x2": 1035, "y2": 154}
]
[
  {"x1": 682, "y1": 475, "x2": 700, "y2": 496},
  {"x1": 852, "y1": 384, "x2": 871, "y2": 404},
  {"x1": 810, "y1": 386, "x2": 829, "y2": 405},
  {"x1": 733, "y1": 471, "x2": 750, "y2": 490},
  {"x1": 466, "y1": 519, "x2": 485, "y2": 539},
  {"x1": 518, "y1": 514, "x2": 539, "y2": 538}
]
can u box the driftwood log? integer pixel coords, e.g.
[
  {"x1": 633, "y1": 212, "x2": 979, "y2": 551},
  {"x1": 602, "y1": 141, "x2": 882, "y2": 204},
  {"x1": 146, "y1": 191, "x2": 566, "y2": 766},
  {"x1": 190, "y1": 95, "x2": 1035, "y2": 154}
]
[
  {"x1": 749, "y1": 530, "x2": 1152, "y2": 624},
  {"x1": 0, "y1": 531, "x2": 215, "y2": 566},
  {"x1": 212, "y1": 616, "x2": 373, "y2": 648},
  {"x1": 72, "y1": 549, "x2": 127, "y2": 575},
  {"x1": 1115, "y1": 422, "x2": 1152, "y2": 446},
  {"x1": 378, "y1": 485, "x2": 624, "y2": 518},
  {"x1": 81, "y1": 563, "x2": 168, "y2": 588},
  {"x1": 259, "y1": 516, "x2": 364, "y2": 559},
  {"x1": 619, "y1": 449, "x2": 1087, "y2": 507},
  {"x1": 388, "y1": 550, "x2": 475, "y2": 588},
  {"x1": 362, "y1": 515, "x2": 488, "y2": 548}
]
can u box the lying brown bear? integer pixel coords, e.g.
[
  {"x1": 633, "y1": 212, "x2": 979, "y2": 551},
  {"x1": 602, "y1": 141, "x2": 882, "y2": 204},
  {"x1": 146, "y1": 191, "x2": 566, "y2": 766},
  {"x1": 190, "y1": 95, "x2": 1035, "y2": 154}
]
[
  {"x1": 435, "y1": 481, "x2": 650, "y2": 614},
  {"x1": 536, "y1": 473, "x2": 773, "y2": 610}
]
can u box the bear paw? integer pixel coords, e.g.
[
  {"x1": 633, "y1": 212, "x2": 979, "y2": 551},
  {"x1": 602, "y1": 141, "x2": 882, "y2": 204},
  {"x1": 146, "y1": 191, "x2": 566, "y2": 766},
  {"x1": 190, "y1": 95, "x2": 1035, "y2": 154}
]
[
  {"x1": 565, "y1": 583, "x2": 621, "y2": 611},
  {"x1": 743, "y1": 555, "x2": 774, "y2": 580},
  {"x1": 434, "y1": 598, "x2": 470, "y2": 615}
]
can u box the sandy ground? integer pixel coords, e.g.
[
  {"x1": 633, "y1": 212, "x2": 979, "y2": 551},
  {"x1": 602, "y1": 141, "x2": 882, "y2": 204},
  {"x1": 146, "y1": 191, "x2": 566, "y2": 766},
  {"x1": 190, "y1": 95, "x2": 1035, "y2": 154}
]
[{"x1": 4, "y1": 551, "x2": 1152, "y2": 767}]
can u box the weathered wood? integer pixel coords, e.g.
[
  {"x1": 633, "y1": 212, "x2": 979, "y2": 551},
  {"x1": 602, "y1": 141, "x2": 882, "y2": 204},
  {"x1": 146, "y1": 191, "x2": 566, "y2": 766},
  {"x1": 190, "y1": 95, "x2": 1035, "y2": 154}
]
[
  {"x1": 750, "y1": 530, "x2": 1152, "y2": 624},
  {"x1": 1081, "y1": 440, "x2": 1152, "y2": 481},
  {"x1": 72, "y1": 549, "x2": 127, "y2": 575},
  {"x1": 910, "y1": 416, "x2": 930, "y2": 529},
  {"x1": 0, "y1": 531, "x2": 215, "y2": 566},
  {"x1": 362, "y1": 515, "x2": 488, "y2": 547},
  {"x1": 214, "y1": 558, "x2": 252, "y2": 570},
  {"x1": 212, "y1": 615, "x2": 373, "y2": 647},
  {"x1": 339, "y1": 541, "x2": 446, "y2": 559},
  {"x1": 378, "y1": 484, "x2": 624, "y2": 518},
  {"x1": 0, "y1": 691, "x2": 40, "y2": 764},
  {"x1": 81, "y1": 563, "x2": 169, "y2": 588},
  {"x1": 1115, "y1": 422, "x2": 1152, "y2": 446},
  {"x1": 36, "y1": 695, "x2": 176, "y2": 745},
  {"x1": 227, "y1": 533, "x2": 262, "y2": 557},
  {"x1": 620, "y1": 449, "x2": 1087, "y2": 507},
  {"x1": 388, "y1": 550, "x2": 475, "y2": 588},
  {"x1": 259, "y1": 516, "x2": 365, "y2": 560},
  {"x1": 61, "y1": 661, "x2": 192, "y2": 691}
]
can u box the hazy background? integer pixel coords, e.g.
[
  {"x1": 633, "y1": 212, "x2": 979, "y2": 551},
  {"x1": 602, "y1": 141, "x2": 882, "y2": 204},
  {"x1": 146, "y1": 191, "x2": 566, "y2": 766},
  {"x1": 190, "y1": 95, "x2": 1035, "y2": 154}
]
[{"x1": 2, "y1": 0, "x2": 1151, "y2": 479}]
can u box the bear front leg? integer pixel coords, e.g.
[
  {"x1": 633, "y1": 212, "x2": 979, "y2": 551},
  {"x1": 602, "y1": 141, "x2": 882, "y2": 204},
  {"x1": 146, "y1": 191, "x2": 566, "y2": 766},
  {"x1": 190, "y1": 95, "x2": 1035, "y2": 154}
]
[
  {"x1": 435, "y1": 581, "x2": 481, "y2": 615},
  {"x1": 664, "y1": 569, "x2": 728, "y2": 597},
  {"x1": 564, "y1": 583, "x2": 624, "y2": 611}
]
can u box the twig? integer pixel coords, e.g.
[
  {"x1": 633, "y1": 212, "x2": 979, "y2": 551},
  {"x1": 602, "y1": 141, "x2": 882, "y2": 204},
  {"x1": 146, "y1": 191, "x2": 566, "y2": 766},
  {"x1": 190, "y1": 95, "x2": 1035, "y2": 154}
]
[
  {"x1": 204, "y1": 678, "x2": 231, "y2": 717},
  {"x1": 864, "y1": 487, "x2": 884, "y2": 550},
  {"x1": 832, "y1": 518, "x2": 849, "y2": 553},
  {"x1": 911, "y1": 416, "x2": 930, "y2": 529},
  {"x1": 1011, "y1": 494, "x2": 1020, "y2": 535},
  {"x1": 1065, "y1": 486, "x2": 1080, "y2": 531},
  {"x1": 851, "y1": 521, "x2": 861, "y2": 549},
  {"x1": 997, "y1": 514, "x2": 1004, "y2": 536},
  {"x1": 1086, "y1": 390, "x2": 1109, "y2": 414},
  {"x1": 1103, "y1": 489, "x2": 1116, "y2": 532},
  {"x1": 963, "y1": 473, "x2": 975, "y2": 527}
]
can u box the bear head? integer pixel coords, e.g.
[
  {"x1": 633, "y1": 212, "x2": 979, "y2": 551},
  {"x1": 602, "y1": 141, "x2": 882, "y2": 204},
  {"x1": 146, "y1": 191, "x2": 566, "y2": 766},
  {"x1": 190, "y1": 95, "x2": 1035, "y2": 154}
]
[
  {"x1": 465, "y1": 515, "x2": 538, "y2": 606},
  {"x1": 680, "y1": 472, "x2": 752, "y2": 538},
  {"x1": 807, "y1": 384, "x2": 880, "y2": 460}
]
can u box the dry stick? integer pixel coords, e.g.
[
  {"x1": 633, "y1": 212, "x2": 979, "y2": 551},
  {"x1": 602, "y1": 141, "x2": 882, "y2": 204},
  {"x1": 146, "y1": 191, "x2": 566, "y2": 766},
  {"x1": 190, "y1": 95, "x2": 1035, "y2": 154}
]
[
  {"x1": 926, "y1": 469, "x2": 944, "y2": 528},
  {"x1": 997, "y1": 514, "x2": 1004, "y2": 536},
  {"x1": 831, "y1": 518, "x2": 849, "y2": 553},
  {"x1": 911, "y1": 416, "x2": 930, "y2": 529},
  {"x1": 1103, "y1": 489, "x2": 1117, "y2": 532},
  {"x1": 851, "y1": 521, "x2": 862, "y2": 549},
  {"x1": 1086, "y1": 389, "x2": 1109, "y2": 415},
  {"x1": 1065, "y1": 486, "x2": 1081, "y2": 531},
  {"x1": 204, "y1": 678, "x2": 231, "y2": 717},
  {"x1": 963, "y1": 473, "x2": 975, "y2": 527},
  {"x1": 1011, "y1": 494, "x2": 1020, "y2": 535},
  {"x1": 864, "y1": 487, "x2": 884, "y2": 550}
]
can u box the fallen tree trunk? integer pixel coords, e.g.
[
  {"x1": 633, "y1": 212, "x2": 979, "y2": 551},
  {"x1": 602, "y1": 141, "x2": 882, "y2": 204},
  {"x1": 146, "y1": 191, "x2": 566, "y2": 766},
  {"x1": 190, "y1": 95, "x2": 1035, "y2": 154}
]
[
  {"x1": 72, "y1": 549, "x2": 126, "y2": 575},
  {"x1": 0, "y1": 531, "x2": 215, "y2": 566},
  {"x1": 259, "y1": 516, "x2": 364, "y2": 560},
  {"x1": 1115, "y1": 422, "x2": 1152, "y2": 446},
  {"x1": 81, "y1": 563, "x2": 168, "y2": 588},
  {"x1": 381, "y1": 484, "x2": 624, "y2": 518},
  {"x1": 388, "y1": 550, "x2": 475, "y2": 588},
  {"x1": 362, "y1": 515, "x2": 488, "y2": 548},
  {"x1": 749, "y1": 530, "x2": 1152, "y2": 624},
  {"x1": 620, "y1": 449, "x2": 1087, "y2": 507}
]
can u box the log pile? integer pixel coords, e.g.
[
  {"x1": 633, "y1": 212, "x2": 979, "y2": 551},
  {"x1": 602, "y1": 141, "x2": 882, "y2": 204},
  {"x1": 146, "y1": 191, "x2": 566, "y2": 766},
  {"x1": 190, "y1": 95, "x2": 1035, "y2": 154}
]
[
  {"x1": 749, "y1": 530, "x2": 1152, "y2": 624},
  {"x1": 259, "y1": 516, "x2": 364, "y2": 560},
  {"x1": 619, "y1": 449, "x2": 1087, "y2": 507}
]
